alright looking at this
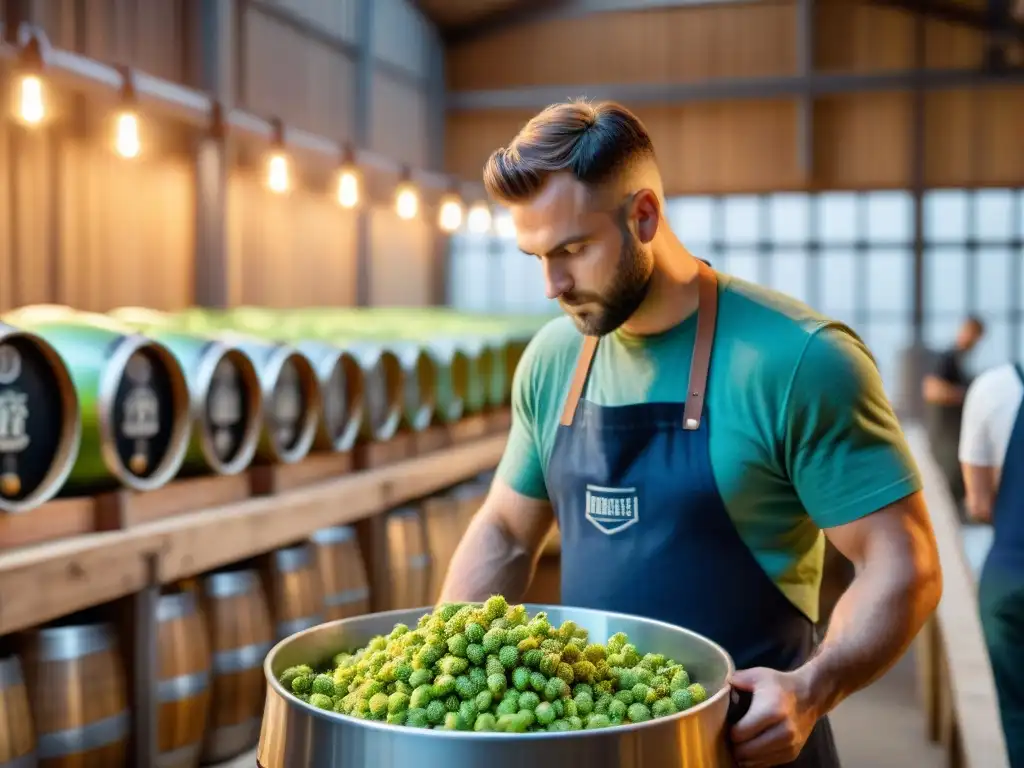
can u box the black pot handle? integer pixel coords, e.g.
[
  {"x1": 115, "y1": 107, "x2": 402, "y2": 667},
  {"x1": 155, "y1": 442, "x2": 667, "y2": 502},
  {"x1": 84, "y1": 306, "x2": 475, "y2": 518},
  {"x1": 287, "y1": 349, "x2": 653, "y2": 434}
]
[{"x1": 727, "y1": 687, "x2": 753, "y2": 725}]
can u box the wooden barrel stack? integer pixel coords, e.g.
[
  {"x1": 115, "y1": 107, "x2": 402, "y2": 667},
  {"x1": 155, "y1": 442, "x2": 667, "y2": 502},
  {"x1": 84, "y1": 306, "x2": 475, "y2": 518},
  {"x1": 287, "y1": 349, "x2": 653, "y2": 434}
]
[
  {"x1": 198, "y1": 569, "x2": 273, "y2": 764},
  {"x1": 0, "y1": 652, "x2": 35, "y2": 768},
  {"x1": 387, "y1": 506, "x2": 433, "y2": 610},
  {"x1": 20, "y1": 621, "x2": 130, "y2": 767},
  {"x1": 422, "y1": 493, "x2": 463, "y2": 602},
  {"x1": 310, "y1": 525, "x2": 371, "y2": 621},
  {"x1": 156, "y1": 586, "x2": 211, "y2": 768},
  {"x1": 265, "y1": 544, "x2": 325, "y2": 642}
]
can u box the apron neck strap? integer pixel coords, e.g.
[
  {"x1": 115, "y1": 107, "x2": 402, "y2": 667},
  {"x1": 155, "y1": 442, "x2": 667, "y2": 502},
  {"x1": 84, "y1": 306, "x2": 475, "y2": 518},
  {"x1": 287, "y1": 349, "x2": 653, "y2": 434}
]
[{"x1": 558, "y1": 259, "x2": 720, "y2": 429}]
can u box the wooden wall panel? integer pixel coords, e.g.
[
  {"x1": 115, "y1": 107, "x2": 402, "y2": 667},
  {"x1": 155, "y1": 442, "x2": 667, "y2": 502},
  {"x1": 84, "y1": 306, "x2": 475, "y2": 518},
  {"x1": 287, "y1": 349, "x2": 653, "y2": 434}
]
[
  {"x1": 58, "y1": 143, "x2": 194, "y2": 311},
  {"x1": 368, "y1": 210, "x2": 435, "y2": 306},
  {"x1": 0, "y1": 126, "x2": 194, "y2": 313},
  {"x1": 446, "y1": 2, "x2": 798, "y2": 90},
  {"x1": 241, "y1": 5, "x2": 357, "y2": 140},
  {"x1": 370, "y1": 72, "x2": 431, "y2": 168},
  {"x1": 260, "y1": 0, "x2": 361, "y2": 46},
  {"x1": 226, "y1": 175, "x2": 358, "y2": 308},
  {"x1": 28, "y1": 0, "x2": 188, "y2": 83},
  {"x1": 814, "y1": 93, "x2": 912, "y2": 189}
]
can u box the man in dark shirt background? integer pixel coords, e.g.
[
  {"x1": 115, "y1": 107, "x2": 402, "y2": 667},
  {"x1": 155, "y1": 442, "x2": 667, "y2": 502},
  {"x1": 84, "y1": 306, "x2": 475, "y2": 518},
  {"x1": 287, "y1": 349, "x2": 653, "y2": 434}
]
[{"x1": 923, "y1": 315, "x2": 985, "y2": 516}]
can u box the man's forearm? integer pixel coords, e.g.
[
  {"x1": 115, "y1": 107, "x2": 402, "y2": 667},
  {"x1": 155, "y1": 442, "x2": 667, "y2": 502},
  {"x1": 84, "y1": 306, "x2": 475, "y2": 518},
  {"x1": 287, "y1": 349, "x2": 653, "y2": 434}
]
[
  {"x1": 438, "y1": 516, "x2": 538, "y2": 604},
  {"x1": 797, "y1": 556, "x2": 941, "y2": 717}
]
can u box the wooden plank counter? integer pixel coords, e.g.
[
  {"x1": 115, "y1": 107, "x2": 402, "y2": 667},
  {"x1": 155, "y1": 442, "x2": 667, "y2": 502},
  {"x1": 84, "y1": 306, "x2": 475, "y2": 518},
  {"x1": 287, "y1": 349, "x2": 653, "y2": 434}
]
[
  {"x1": 905, "y1": 423, "x2": 1009, "y2": 768},
  {"x1": 0, "y1": 433, "x2": 507, "y2": 636}
]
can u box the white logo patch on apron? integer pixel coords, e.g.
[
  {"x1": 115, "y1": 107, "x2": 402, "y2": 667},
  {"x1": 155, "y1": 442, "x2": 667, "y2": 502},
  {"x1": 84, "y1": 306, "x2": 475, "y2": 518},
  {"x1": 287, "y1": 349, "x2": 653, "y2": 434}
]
[{"x1": 585, "y1": 484, "x2": 639, "y2": 535}]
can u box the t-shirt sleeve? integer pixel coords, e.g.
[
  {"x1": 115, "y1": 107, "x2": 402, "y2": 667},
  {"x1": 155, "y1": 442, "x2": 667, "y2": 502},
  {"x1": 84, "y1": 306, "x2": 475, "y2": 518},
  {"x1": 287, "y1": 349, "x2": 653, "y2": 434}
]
[
  {"x1": 958, "y1": 374, "x2": 996, "y2": 466},
  {"x1": 495, "y1": 337, "x2": 550, "y2": 501},
  {"x1": 931, "y1": 350, "x2": 958, "y2": 382},
  {"x1": 783, "y1": 325, "x2": 923, "y2": 529}
]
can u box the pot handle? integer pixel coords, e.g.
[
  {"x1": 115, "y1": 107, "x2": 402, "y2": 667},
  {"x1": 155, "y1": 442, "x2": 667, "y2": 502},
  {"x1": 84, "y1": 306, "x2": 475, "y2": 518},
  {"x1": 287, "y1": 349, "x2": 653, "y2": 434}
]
[{"x1": 726, "y1": 687, "x2": 753, "y2": 724}]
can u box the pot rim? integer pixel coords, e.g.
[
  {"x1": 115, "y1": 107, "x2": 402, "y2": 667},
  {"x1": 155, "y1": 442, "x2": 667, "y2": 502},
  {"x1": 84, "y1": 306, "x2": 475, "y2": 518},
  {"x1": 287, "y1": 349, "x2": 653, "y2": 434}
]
[{"x1": 263, "y1": 602, "x2": 737, "y2": 740}]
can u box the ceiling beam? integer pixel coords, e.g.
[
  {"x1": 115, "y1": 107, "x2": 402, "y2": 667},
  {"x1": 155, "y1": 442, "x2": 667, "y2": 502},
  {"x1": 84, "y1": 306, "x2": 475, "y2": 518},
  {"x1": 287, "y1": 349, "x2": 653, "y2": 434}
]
[
  {"x1": 442, "y1": 0, "x2": 756, "y2": 46},
  {"x1": 446, "y1": 66, "x2": 1024, "y2": 111},
  {"x1": 864, "y1": 0, "x2": 1024, "y2": 40}
]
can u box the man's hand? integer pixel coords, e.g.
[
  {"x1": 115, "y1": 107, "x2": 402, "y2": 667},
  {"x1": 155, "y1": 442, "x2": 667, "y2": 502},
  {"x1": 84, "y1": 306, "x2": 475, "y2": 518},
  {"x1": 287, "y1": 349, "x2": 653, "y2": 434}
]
[{"x1": 729, "y1": 667, "x2": 822, "y2": 768}]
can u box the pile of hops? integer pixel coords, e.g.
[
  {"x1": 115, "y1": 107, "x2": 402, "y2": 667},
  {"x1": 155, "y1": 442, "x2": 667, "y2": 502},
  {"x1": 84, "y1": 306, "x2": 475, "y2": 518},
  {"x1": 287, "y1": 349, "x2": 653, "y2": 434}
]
[{"x1": 278, "y1": 596, "x2": 708, "y2": 732}]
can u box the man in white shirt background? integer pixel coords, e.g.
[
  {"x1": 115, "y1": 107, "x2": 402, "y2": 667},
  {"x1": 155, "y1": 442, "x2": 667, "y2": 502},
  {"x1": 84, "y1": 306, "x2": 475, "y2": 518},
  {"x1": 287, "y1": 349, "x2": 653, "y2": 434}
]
[{"x1": 959, "y1": 361, "x2": 1024, "y2": 767}]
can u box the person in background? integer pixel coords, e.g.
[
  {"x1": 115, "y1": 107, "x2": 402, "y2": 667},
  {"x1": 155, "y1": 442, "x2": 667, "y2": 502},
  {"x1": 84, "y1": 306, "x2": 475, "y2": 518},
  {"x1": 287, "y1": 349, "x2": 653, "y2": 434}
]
[
  {"x1": 959, "y1": 361, "x2": 1024, "y2": 767},
  {"x1": 440, "y1": 99, "x2": 943, "y2": 768},
  {"x1": 923, "y1": 315, "x2": 985, "y2": 514}
]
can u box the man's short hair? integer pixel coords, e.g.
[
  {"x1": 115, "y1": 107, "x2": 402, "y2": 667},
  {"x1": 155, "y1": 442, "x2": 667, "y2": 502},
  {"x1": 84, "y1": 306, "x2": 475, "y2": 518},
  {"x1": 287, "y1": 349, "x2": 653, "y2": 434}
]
[{"x1": 482, "y1": 100, "x2": 655, "y2": 206}]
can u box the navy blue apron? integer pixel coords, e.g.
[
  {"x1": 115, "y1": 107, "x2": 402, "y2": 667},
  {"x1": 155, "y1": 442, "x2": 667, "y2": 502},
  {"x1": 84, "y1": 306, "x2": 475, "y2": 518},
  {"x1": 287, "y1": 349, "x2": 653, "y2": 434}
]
[
  {"x1": 979, "y1": 363, "x2": 1024, "y2": 768},
  {"x1": 546, "y1": 261, "x2": 840, "y2": 767}
]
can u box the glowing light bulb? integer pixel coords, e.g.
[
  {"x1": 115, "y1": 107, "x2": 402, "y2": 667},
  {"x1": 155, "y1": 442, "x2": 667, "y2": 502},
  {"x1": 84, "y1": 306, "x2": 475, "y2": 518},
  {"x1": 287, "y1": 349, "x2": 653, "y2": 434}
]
[
  {"x1": 18, "y1": 75, "x2": 44, "y2": 125},
  {"x1": 467, "y1": 202, "x2": 492, "y2": 234},
  {"x1": 267, "y1": 153, "x2": 289, "y2": 194},
  {"x1": 115, "y1": 112, "x2": 140, "y2": 158},
  {"x1": 337, "y1": 170, "x2": 359, "y2": 208},
  {"x1": 396, "y1": 185, "x2": 418, "y2": 220},
  {"x1": 494, "y1": 212, "x2": 516, "y2": 238},
  {"x1": 439, "y1": 198, "x2": 463, "y2": 232}
]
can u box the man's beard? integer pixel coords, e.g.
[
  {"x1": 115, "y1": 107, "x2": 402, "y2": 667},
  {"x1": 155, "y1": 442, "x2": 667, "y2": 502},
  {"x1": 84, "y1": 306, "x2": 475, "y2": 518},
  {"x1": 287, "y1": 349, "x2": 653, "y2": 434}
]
[{"x1": 561, "y1": 237, "x2": 651, "y2": 337}]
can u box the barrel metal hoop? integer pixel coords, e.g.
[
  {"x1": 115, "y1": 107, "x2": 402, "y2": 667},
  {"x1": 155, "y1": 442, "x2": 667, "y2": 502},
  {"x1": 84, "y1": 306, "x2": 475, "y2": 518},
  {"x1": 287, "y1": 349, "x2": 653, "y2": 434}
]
[
  {"x1": 204, "y1": 569, "x2": 258, "y2": 598},
  {"x1": 158, "y1": 670, "x2": 210, "y2": 703},
  {"x1": 156, "y1": 741, "x2": 201, "y2": 768},
  {"x1": 310, "y1": 525, "x2": 356, "y2": 545},
  {"x1": 0, "y1": 751, "x2": 37, "y2": 768},
  {"x1": 34, "y1": 623, "x2": 113, "y2": 662},
  {"x1": 212, "y1": 642, "x2": 273, "y2": 674},
  {"x1": 273, "y1": 545, "x2": 313, "y2": 573},
  {"x1": 276, "y1": 615, "x2": 324, "y2": 640},
  {"x1": 156, "y1": 591, "x2": 197, "y2": 622},
  {"x1": 0, "y1": 655, "x2": 24, "y2": 689},
  {"x1": 37, "y1": 711, "x2": 130, "y2": 758},
  {"x1": 324, "y1": 587, "x2": 369, "y2": 607}
]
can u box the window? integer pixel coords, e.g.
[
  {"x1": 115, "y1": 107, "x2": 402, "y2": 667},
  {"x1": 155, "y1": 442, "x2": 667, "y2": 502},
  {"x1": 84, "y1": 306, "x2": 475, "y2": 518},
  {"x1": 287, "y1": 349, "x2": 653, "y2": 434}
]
[
  {"x1": 866, "y1": 249, "x2": 911, "y2": 314},
  {"x1": 924, "y1": 190, "x2": 968, "y2": 243},
  {"x1": 820, "y1": 249, "x2": 857, "y2": 320},
  {"x1": 770, "y1": 250, "x2": 810, "y2": 304},
  {"x1": 819, "y1": 193, "x2": 859, "y2": 244},
  {"x1": 975, "y1": 248, "x2": 1014, "y2": 313},
  {"x1": 723, "y1": 196, "x2": 761, "y2": 246},
  {"x1": 925, "y1": 247, "x2": 968, "y2": 316},
  {"x1": 723, "y1": 249, "x2": 761, "y2": 285},
  {"x1": 668, "y1": 196, "x2": 715, "y2": 246},
  {"x1": 971, "y1": 318, "x2": 1011, "y2": 376},
  {"x1": 861, "y1": 321, "x2": 911, "y2": 399},
  {"x1": 768, "y1": 194, "x2": 810, "y2": 244},
  {"x1": 973, "y1": 189, "x2": 1015, "y2": 241},
  {"x1": 865, "y1": 191, "x2": 912, "y2": 243}
]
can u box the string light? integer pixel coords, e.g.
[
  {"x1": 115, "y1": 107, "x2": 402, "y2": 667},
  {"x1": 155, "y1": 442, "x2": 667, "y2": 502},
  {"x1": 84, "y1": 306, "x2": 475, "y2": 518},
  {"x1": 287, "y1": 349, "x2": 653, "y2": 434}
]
[
  {"x1": 438, "y1": 193, "x2": 464, "y2": 232},
  {"x1": 16, "y1": 74, "x2": 45, "y2": 125},
  {"x1": 336, "y1": 145, "x2": 360, "y2": 208},
  {"x1": 266, "y1": 118, "x2": 289, "y2": 194},
  {"x1": 467, "y1": 202, "x2": 493, "y2": 234},
  {"x1": 494, "y1": 211, "x2": 516, "y2": 238},
  {"x1": 113, "y1": 67, "x2": 140, "y2": 159},
  {"x1": 395, "y1": 168, "x2": 419, "y2": 220}
]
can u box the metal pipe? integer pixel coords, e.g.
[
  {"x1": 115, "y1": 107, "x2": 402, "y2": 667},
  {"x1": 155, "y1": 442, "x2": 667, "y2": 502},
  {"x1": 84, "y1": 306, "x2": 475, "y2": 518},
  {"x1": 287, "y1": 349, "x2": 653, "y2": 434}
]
[
  {"x1": 0, "y1": 24, "x2": 479, "y2": 197},
  {"x1": 447, "y1": 66, "x2": 1024, "y2": 111}
]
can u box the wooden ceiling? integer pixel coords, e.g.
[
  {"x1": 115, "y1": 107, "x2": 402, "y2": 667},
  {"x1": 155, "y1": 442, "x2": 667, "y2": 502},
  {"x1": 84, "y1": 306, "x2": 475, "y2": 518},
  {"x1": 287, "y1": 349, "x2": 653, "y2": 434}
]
[{"x1": 414, "y1": 0, "x2": 525, "y2": 30}]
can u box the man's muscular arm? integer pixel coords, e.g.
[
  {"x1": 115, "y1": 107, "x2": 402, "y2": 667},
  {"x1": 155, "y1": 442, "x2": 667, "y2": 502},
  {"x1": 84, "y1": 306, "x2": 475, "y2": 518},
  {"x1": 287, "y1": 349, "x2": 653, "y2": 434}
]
[
  {"x1": 438, "y1": 478, "x2": 556, "y2": 604},
  {"x1": 799, "y1": 491, "x2": 942, "y2": 712}
]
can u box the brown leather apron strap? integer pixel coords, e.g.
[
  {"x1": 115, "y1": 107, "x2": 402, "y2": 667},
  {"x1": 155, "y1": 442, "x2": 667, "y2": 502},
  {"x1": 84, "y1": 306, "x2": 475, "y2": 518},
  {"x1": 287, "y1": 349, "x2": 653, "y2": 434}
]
[
  {"x1": 560, "y1": 335, "x2": 599, "y2": 426},
  {"x1": 683, "y1": 260, "x2": 719, "y2": 430}
]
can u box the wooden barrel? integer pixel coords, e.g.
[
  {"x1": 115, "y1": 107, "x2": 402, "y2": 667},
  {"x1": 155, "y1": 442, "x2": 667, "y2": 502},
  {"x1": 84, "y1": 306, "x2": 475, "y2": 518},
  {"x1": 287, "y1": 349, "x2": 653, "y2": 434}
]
[
  {"x1": 266, "y1": 544, "x2": 325, "y2": 641},
  {"x1": 20, "y1": 621, "x2": 129, "y2": 767},
  {"x1": 387, "y1": 506, "x2": 433, "y2": 609},
  {"x1": 198, "y1": 569, "x2": 273, "y2": 764},
  {"x1": 452, "y1": 475, "x2": 491, "y2": 533},
  {"x1": 156, "y1": 587, "x2": 211, "y2": 768},
  {"x1": 310, "y1": 526, "x2": 371, "y2": 622},
  {"x1": 422, "y1": 493, "x2": 463, "y2": 602},
  {"x1": 0, "y1": 653, "x2": 36, "y2": 768}
]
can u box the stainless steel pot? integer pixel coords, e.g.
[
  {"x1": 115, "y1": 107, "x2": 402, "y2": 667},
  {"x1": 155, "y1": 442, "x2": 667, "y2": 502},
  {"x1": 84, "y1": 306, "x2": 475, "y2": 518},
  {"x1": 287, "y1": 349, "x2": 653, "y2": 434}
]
[{"x1": 258, "y1": 604, "x2": 752, "y2": 768}]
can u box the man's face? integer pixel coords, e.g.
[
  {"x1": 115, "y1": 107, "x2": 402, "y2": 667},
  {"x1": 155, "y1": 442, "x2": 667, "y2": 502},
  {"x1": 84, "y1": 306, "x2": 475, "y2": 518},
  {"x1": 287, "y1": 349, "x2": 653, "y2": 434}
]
[
  {"x1": 957, "y1": 321, "x2": 984, "y2": 352},
  {"x1": 510, "y1": 173, "x2": 653, "y2": 336}
]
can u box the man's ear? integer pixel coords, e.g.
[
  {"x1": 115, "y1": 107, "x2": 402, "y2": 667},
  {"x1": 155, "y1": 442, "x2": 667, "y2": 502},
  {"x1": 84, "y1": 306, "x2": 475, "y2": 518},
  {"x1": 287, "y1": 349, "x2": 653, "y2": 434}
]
[{"x1": 631, "y1": 189, "x2": 660, "y2": 244}]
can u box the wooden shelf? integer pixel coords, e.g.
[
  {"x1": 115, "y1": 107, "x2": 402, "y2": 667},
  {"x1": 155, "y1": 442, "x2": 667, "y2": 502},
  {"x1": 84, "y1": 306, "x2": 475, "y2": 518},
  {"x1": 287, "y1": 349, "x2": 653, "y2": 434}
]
[{"x1": 0, "y1": 432, "x2": 507, "y2": 636}]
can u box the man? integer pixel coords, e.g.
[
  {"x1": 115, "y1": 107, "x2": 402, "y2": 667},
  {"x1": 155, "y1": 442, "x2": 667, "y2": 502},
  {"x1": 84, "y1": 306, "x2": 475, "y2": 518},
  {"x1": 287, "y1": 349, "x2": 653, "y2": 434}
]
[
  {"x1": 959, "y1": 361, "x2": 1024, "y2": 766},
  {"x1": 923, "y1": 316, "x2": 985, "y2": 512},
  {"x1": 439, "y1": 100, "x2": 942, "y2": 767}
]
